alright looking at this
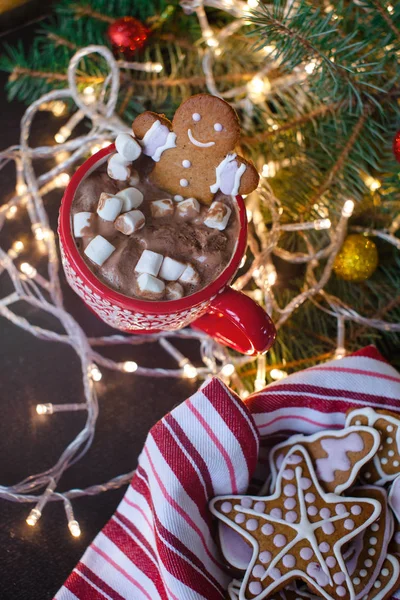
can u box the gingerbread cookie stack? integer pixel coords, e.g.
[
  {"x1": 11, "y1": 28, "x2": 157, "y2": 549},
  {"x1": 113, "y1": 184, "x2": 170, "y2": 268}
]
[{"x1": 210, "y1": 408, "x2": 400, "y2": 600}]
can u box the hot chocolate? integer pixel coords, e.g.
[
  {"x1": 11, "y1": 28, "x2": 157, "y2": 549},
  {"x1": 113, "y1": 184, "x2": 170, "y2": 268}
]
[
  {"x1": 70, "y1": 94, "x2": 259, "y2": 302},
  {"x1": 72, "y1": 155, "x2": 240, "y2": 300}
]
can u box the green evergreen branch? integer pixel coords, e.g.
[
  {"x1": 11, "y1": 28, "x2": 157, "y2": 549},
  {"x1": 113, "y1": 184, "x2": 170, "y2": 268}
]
[
  {"x1": 241, "y1": 101, "x2": 342, "y2": 144},
  {"x1": 366, "y1": 0, "x2": 400, "y2": 42},
  {"x1": 307, "y1": 103, "x2": 372, "y2": 208}
]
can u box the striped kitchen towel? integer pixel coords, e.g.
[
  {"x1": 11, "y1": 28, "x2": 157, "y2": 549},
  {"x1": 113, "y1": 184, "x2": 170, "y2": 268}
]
[{"x1": 56, "y1": 346, "x2": 400, "y2": 600}]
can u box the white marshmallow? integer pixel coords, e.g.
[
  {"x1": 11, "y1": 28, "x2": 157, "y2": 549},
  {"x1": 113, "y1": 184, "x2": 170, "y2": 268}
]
[
  {"x1": 96, "y1": 193, "x2": 122, "y2": 222},
  {"x1": 115, "y1": 133, "x2": 142, "y2": 162},
  {"x1": 107, "y1": 153, "x2": 132, "y2": 181},
  {"x1": 84, "y1": 235, "x2": 115, "y2": 266},
  {"x1": 150, "y1": 199, "x2": 174, "y2": 218},
  {"x1": 159, "y1": 257, "x2": 186, "y2": 281},
  {"x1": 115, "y1": 210, "x2": 145, "y2": 235},
  {"x1": 116, "y1": 187, "x2": 144, "y2": 212},
  {"x1": 136, "y1": 273, "x2": 165, "y2": 300},
  {"x1": 165, "y1": 282, "x2": 184, "y2": 300},
  {"x1": 179, "y1": 263, "x2": 200, "y2": 285},
  {"x1": 73, "y1": 212, "x2": 93, "y2": 237},
  {"x1": 176, "y1": 197, "x2": 200, "y2": 219},
  {"x1": 204, "y1": 201, "x2": 232, "y2": 231},
  {"x1": 135, "y1": 249, "x2": 163, "y2": 276}
]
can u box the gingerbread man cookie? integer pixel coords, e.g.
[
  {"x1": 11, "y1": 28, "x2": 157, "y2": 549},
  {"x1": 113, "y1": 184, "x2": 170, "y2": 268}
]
[
  {"x1": 269, "y1": 427, "x2": 381, "y2": 495},
  {"x1": 132, "y1": 94, "x2": 259, "y2": 205},
  {"x1": 210, "y1": 445, "x2": 381, "y2": 600},
  {"x1": 345, "y1": 408, "x2": 400, "y2": 484}
]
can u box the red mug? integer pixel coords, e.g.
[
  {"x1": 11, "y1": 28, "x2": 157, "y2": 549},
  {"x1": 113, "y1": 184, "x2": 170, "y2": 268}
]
[{"x1": 58, "y1": 145, "x2": 276, "y2": 355}]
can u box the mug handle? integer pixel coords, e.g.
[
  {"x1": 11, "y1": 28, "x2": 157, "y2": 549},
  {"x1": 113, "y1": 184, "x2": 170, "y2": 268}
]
[{"x1": 191, "y1": 287, "x2": 276, "y2": 356}]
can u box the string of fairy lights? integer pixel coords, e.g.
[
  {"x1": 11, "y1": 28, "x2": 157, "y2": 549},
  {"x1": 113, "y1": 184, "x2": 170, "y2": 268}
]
[{"x1": 0, "y1": 0, "x2": 399, "y2": 536}]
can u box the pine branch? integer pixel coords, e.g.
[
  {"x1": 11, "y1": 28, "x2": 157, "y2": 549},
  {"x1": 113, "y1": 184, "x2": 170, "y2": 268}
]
[
  {"x1": 306, "y1": 103, "x2": 372, "y2": 207},
  {"x1": 367, "y1": 0, "x2": 400, "y2": 42},
  {"x1": 71, "y1": 4, "x2": 114, "y2": 23},
  {"x1": 241, "y1": 102, "x2": 341, "y2": 144},
  {"x1": 9, "y1": 67, "x2": 104, "y2": 84}
]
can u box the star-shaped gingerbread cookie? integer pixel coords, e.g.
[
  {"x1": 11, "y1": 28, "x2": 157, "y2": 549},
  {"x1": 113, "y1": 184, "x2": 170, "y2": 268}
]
[{"x1": 210, "y1": 445, "x2": 381, "y2": 600}]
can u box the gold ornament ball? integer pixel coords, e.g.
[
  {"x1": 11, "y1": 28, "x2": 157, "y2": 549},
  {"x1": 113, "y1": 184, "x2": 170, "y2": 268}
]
[{"x1": 333, "y1": 234, "x2": 378, "y2": 282}]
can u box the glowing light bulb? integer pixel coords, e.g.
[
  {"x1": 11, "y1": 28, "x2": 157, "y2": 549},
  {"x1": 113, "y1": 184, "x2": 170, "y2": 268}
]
[
  {"x1": 26, "y1": 508, "x2": 41, "y2": 527},
  {"x1": 16, "y1": 182, "x2": 27, "y2": 195},
  {"x1": 6, "y1": 205, "x2": 17, "y2": 219},
  {"x1": 90, "y1": 144, "x2": 101, "y2": 155},
  {"x1": 261, "y1": 45, "x2": 275, "y2": 56},
  {"x1": 51, "y1": 101, "x2": 67, "y2": 117},
  {"x1": 82, "y1": 86, "x2": 96, "y2": 104},
  {"x1": 123, "y1": 361, "x2": 138, "y2": 373},
  {"x1": 54, "y1": 133, "x2": 65, "y2": 143},
  {"x1": 20, "y1": 262, "x2": 37, "y2": 278},
  {"x1": 267, "y1": 269, "x2": 277, "y2": 286},
  {"x1": 221, "y1": 363, "x2": 235, "y2": 377},
  {"x1": 262, "y1": 162, "x2": 276, "y2": 178},
  {"x1": 387, "y1": 4, "x2": 394, "y2": 13},
  {"x1": 206, "y1": 37, "x2": 219, "y2": 48},
  {"x1": 68, "y1": 519, "x2": 81, "y2": 537},
  {"x1": 183, "y1": 363, "x2": 198, "y2": 379},
  {"x1": 305, "y1": 60, "x2": 317, "y2": 74},
  {"x1": 36, "y1": 403, "x2": 53, "y2": 415},
  {"x1": 314, "y1": 218, "x2": 331, "y2": 230},
  {"x1": 152, "y1": 63, "x2": 163, "y2": 73},
  {"x1": 89, "y1": 364, "x2": 102, "y2": 381},
  {"x1": 247, "y1": 75, "x2": 271, "y2": 102},
  {"x1": 241, "y1": 390, "x2": 250, "y2": 399},
  {"x1": 342, "y1": 200, "x2": 354, "y2": 217},
  {"x1": 55, "y1": 173, "x2": 70, "y2": 187},
  {"x1": 270, "y1": 368, "x2": 288, "y2": 380},
  {"x1": 34, "y1": 227, "x2": 46, "y2": 241},
  {"x1": 365, "y1": 176, "x2": 381, "y2": 191},
  {"x1": 247, "y1": 0, "x2": 259, "y2": 7},
  {"x1": 334, "y1": 348, "x2": 346, "y2": 360},
  {"x1": 12, "y1": 241, "x2": 24, "y2": 254}
]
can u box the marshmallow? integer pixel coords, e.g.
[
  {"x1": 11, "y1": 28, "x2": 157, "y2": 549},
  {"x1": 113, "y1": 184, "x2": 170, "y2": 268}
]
[
  {"x1": 73, "y1": 212, "x2": 93, "y2": 237},
  {"x1": 176, "y1": 197, "x2": 200, "y2": 220},
  {"x1": 150, "y1": 199, "x2": 174, "y2": 218},
  {"x1": 165, "y1": 282, "x2": 184, "y2": 300},
  {"x1": 136, "y1": 273, "x2": 165, "y2": 300},
  {"x1": 84, "y1": 235, "x2": 115, "y2": 266},
  {"x1": 97, "y1": 192, "x2": 122, "y2": 222},
  {"x1": 115, "y1": 133, "x2": 142, "y2": 162},
  {"x1": 116, "y1": 187, "x2": 143, "y2": 212},
  {"x1": 204, "y1": 201, "x2": 232, "y2": 231},
  {"x1": 135, "y1": 249, "x2": 163, "y2": 276},
  {"x1": 179, "y1": 263, "x2": 200, "y2": 285},
  {"x1": 107, "y1": 153, "x2": 132, "y2": 181},
  {"x1": 115, "y1": 210, "x2": 145, "y2": 235},
  {"x1": 159, "y1": 257, "x2": 186, "y2": 281}
]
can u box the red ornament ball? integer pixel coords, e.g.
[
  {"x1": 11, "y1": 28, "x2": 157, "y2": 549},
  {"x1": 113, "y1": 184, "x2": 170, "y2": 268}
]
[
  {"x1": 393, "y1": 130, "x2": 400, "y2": 163},
  {"x1": 107, "y1": 17, "x2": 150, "y2": 57}
]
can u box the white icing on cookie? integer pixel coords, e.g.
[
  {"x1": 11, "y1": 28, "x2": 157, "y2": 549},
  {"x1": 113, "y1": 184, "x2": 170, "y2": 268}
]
[
  {"x1": 210, "y1": 445, "x2": 381, "y2": 600},
  {"x1": 345, "y1": 407, "x2": 400, "y2": 484},
  {"x1": 152, "y1": 131, "x2": 177, "y2": 162},
  {"x1": 141, "y1": 120, "x2": 177, "y2": 162},
  {"x1": 187, "y1": 128, "x2": 215, "y2": 148},
  {"x1": 269, "y1": 426, "x2": 380, "y2": 495}
]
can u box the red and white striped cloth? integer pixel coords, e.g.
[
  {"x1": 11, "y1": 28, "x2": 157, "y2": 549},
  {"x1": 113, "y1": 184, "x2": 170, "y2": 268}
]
[{"x1": 56, "y1": 346, "x2": 400, "y2": 600}]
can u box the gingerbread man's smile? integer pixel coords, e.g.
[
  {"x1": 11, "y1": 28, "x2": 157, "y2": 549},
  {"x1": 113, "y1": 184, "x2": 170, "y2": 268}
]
[{"x1": 187, "y1": 128, "x2": 215, "y2": 148}]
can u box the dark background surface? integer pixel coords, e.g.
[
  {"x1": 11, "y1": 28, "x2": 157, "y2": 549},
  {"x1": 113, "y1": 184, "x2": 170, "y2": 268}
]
[{"x1": 0, "y1": 7, "x2": 199, "y2": 599}]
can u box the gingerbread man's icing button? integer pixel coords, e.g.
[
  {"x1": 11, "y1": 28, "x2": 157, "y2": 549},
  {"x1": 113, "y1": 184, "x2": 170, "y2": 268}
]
[{"x1": 132, "y1": 94, "x2": 259, "y2": 205}]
